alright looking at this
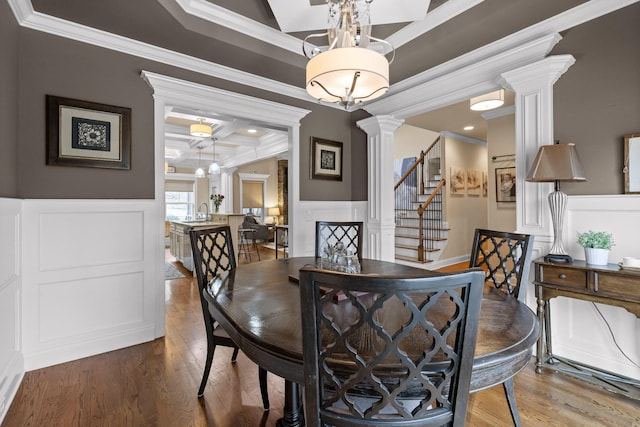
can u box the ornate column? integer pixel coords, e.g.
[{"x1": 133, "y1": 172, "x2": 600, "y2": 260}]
[
  {"x1": 356, "y1": 115, "x2": 404, "y2": 261},
  {"x1": 498, "y1": 55, "x2": 575, "y2": 246}
]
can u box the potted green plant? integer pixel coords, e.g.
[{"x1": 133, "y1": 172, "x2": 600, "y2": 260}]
[{"x1": 576, "y1": 230, "x2": 613, "y2": 265}]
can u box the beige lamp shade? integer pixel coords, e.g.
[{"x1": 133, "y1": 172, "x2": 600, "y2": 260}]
[
  {"x1": 470, "y1": 90, "x2": 505, "y2": 111},
  {"x1": 306, "y1": 47, "x2": 389, "y2": 104},
  {"x1": 190, "y1": 123, "x2": 211, "y2": 137},
  {"x1": 267, "y1": 207, "x2": 280, "y2": 217},
  {"x1": 526, "y1": 143, "x2": 586, "y2": 182}
]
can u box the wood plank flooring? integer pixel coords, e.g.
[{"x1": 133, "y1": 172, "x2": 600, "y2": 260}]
[{"x1": 3, "y1": 247, "x2": 639, "y2": 426}]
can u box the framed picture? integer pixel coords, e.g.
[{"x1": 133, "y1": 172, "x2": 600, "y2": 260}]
[
  {"x1": 46, "y1": 95, "x2": 131, "y2": 169},
  {"x1": 467, "y1": 168, "x2": 481, "y2": 197},
  {"x1": 482, "y1": 171, "x2": 488, "y2": 197},
  {"x1": 311, "y1": 137, "x2": 342, "y2": 181},
  {"x1": 450, "y1": 166, "x2": 466, "y2": 196},
  {"x1": 496, "y1": 167, "x2": 516, "y2": 202}
]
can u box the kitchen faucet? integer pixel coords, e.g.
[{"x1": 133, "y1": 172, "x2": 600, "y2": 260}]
[{"x1": 197, "y1": 202, "x2": 209, "y2": 221}]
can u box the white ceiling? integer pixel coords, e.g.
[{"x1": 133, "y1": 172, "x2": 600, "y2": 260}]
[{"x1": 164, "y1": 106, "x2": 288, "y2": 170}]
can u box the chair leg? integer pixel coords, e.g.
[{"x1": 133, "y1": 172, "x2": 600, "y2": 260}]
[
  {"x1": 198, "y1": 342, "x2": 216, "y2": 398},
  {"x1": 259, "y1": 367, "x2": 270, "y2": 411},
  {"x1": 503, "y1": 378, "x2": 522, "y2": 427},
  {"x1": 231, "y1": 347, "x2": 240, "y2": 363}
]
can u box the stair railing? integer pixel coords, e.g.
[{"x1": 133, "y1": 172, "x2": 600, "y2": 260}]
[
  {"x1": 416, "y1": 179, "x2": 446, "y2": 262},
  {"x1": 394, "y1": 135, "x2": 444, "y2": 262}
]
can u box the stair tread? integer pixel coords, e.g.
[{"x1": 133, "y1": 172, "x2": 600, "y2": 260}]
[
  {"x1": 395, "y1": 255, "x2": 433, "y2": 264},
  {"x1": 395, "y1": 234, "x2": 448, "y2": 242},
  {"x1": 396, "y1": 225, "x2": 450, "y2": 232},
  {"x1": 395, "y1": 243, "x2": 441, "y2": 252}
]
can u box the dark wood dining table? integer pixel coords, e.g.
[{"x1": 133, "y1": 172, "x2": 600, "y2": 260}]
[{"x1": 206, "y1": 257, "x2": 539, "y2": 427}]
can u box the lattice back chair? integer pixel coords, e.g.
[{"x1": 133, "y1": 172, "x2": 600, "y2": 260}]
[
  {"x1": 315, "y1": 221, "x2": 364, "y2": 262},
  {"x1": 300, "y1": 266, "x2": 484, "y2": 427},
  {"x1": 469, "y1": 228, "x2": 535, "y2": 301},
  {"x1": 189, "y1": 226, "x2": 269, "y2": 409},
  {"x1": 468, "y1": 228, "x2": 534, "y2": 427}
]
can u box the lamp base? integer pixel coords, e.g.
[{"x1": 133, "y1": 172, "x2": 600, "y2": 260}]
[{"x1": 544, "y1": 253, "x2": 573, "y2": 264}]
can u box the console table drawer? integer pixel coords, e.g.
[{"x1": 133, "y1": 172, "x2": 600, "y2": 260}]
[
  {"x1": 540, "y1": 265, "x2": 587, "y2": 289},
  {"x1": 595, "y1": 273, "x2": 640, "y2": 300}
]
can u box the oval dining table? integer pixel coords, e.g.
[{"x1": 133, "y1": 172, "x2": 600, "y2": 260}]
[{"x1": 205, "y1": 257, "x2": 539, "y2": 427}]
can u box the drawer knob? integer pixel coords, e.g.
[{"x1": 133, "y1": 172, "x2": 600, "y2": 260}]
[{"x1": 558, "y1": 273, "x2": 566, "y2": 279}]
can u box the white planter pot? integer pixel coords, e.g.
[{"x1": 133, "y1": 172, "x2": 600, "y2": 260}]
[{"x1": 584, "y1": 248, "x2": 609, "y2": 265}]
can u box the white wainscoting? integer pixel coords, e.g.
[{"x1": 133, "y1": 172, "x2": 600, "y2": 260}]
[
  {"x1": 0, "y1": 198, "x2": 23, "y2": 424},
  {"x1": 21, "y1": 199, "x2": 162, "y2": 371},
  {"x1": 548, "y1": 195, "x2": 640, "y2": 379},
  {"x1": 291, "y1": 201, "x2": 368, "y2": 257}
]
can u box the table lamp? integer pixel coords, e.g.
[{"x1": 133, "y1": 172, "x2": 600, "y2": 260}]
[
  {"x1": 267, "y1": 207, "x2": 280, "y2": 225},
  {"x1": 526, "y1": 142, "x2": 586, "y2": 263}
]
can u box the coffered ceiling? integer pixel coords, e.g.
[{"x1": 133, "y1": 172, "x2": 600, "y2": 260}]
[{"x1": 21, "y1": 0, "x2": 636, "y2": 169}]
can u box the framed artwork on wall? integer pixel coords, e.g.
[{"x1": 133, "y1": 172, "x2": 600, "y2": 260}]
[
  {"x1": 450, "y1": 166, "x2": 466, "y2": 196},
  {"x1": 311, "y1": 137, "x2": 342, "y2": 181},
  {"x1": 482, "y1": 171, "x2": 488, "y2": 197},
  {"x1": 467, "y1": 169, "x2": 481, "y2": 196},
  {"x1": 496, "y1": 167, "x2": 516, "y2": 202},
  {"x1": 46, "y1": 95, "x2": 131, "y2": 170}
]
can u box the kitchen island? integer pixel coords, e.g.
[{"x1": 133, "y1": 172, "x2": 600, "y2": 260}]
[{"x1": 169, "y1": 213, "x2": 244, "y2": 271}]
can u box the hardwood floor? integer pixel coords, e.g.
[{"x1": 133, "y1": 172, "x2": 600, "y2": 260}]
[{"x1": 4, "y1": 247, "x2": 639, "y2": 426}]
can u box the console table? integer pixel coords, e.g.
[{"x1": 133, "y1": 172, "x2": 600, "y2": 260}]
[{"x1": 533, "y1": 258, "x2": 640, "y2": 399}]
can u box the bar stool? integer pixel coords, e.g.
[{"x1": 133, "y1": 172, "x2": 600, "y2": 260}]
[{"x1": 238, "y1": 228, "x2": 260, "y2": 262}]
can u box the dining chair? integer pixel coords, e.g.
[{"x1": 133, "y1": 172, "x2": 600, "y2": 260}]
[
  {"x1": 468, "y1": 228, "x2": 535, "y2": 427},
  {"x1": 189, "y1": 225, "x2": 270, "y2": 409},
  {"x1": 299, "y1": 266, "x2": 485, "y2": 427},
  {"x1": 315, "y1": 221, "x2": 363, "y2": 261}
]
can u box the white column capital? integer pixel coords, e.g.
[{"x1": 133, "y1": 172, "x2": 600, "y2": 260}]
[
  {"x1": 499, "y1": 54, "x2": 575, "y2": 92},
  {"x1": 357, "y1": 115, "x2": 404, "y2": 136}
]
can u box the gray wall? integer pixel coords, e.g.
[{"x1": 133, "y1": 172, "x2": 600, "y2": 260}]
[
  {"x1": 5, "y1": 2, "x2": 639, "y2": 200},
  {"x1": 299, "y1": 107, "x2": 369, "y2": 201},
  {"x1": 4, "y1": 6, "x2": 366, "y2": 201},
  {"x1": 552, "y1": 3, "x2": 640, "y2": 195},
  {"x1": 0, "y1": 0, "x2": 19, "y2": 198}
]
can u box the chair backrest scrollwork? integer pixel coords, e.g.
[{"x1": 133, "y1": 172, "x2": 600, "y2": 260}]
[{"x1": 300, "y1": 266, "x2": 484, "y2": 427}]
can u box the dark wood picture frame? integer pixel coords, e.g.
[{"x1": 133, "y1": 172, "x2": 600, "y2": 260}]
[
  {"x1": 46, "y1": 95, "x2": 131, "y2": 170},
  {"x1": 311, "y1": 137, "x2": 342, "y2": 181},
  {"x1": 495, "y1": 167, "x2": 516, "y2": 202}
]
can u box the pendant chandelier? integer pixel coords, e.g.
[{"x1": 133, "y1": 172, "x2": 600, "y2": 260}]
[
  {"x1": 194, "y1": 146, "x2": 205, "y2": 178},
  {"x1": 208, "y1": 138, "x2": 220, "y2": 175},
  {"x1": 303, "y1": 0, "x2": 394, "y2": 110}
]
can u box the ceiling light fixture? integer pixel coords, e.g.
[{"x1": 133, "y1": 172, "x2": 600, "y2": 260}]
[
  {"x1": 190, "y1": 118, "x2": 211, "y2": 137},
  {"x1": 247, "y1": 129, "x2": 257, "y2": 134},
  {"x1": 464, "y1": 125, "x2": 474, "y2": 131},
  {"x1": 470, "y1": 89, "x2": 505, "y2": 111},
  {"x1": 195, "y1": 146, "x2": 205, "y2": 178},
  {"x1": 208, "y1": 138, "x2": 220, "y2": 175},
  {"x1": 303, "y1": 0, "x2": 394, "y2": 110}
]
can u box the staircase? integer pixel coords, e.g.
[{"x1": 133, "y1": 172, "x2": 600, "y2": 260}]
[{"x1": 394, "y1": 136, "x2": 449, "y2": 263}]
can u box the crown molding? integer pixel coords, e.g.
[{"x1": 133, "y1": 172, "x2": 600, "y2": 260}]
[
  {"x1": 365, "y1": 34, "x2": 561, "y2": 118},
  {"x1": 173, "y1": 0, "x2": 303, "y2": 56},
  {"x1": 386, "y1": 0, "x2": 486, "y2": 50},
  {"x1": 9, "y1": 0, "x2": 640, "y2": 115},
  {"x1": 141, "y1": 71, "x2": 311, "y2": 127},
  {"x1": 8, "y1": 0, "x2": 312, "y2": 104},
  {"x1": 481, "y1": 105, "x2": 515, "y2": 120},
  {"x1": 441, "y1": 131, "x2": 487, "y2": 146}
]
